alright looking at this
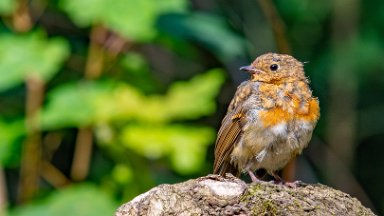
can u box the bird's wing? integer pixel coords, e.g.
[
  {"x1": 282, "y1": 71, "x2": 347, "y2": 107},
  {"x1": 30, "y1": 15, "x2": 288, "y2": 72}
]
[{"x1": 213, "y1": 82, "x2": 253, "y2": 176}]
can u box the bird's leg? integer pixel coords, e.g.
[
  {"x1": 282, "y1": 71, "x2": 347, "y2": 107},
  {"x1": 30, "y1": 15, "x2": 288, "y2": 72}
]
[
  {"x1": 271, "y1": 171, "x2": 283, "y2": 183},
  {"x1": 248, "y1": 170, "x2": 262, "y2": 183}
]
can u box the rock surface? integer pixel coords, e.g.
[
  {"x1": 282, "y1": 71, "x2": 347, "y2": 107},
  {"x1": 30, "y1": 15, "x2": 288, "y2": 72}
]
[{"x1": 115, "y1": 174, "x2": 375, "y2": 216}]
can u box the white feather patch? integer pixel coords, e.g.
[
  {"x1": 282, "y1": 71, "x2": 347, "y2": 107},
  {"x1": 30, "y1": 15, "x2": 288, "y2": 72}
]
[
  {"x1": 255, "y1": 149, "x2": 267, "y2": 162},
  {"x1": 298, "y1": 121, "x2": 314, "y2": 131},
  {"x1": 271, "y1": 122, "x2": 287, "y2": 136}
]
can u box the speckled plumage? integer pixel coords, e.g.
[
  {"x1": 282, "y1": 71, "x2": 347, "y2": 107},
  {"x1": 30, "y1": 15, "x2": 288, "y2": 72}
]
[{"x1": 213, "y1": 53, "x2": 320, "y2": 182}]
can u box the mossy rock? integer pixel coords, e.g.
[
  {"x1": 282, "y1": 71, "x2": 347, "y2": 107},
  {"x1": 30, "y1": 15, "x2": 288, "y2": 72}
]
[{"x1": 115, "y1": 175, "x2": 376, "y2": 216}]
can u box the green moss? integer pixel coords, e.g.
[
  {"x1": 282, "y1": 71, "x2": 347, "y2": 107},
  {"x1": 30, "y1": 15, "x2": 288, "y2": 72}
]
[
  {"x1": 255, "y1": 199, "x2": 278, "y2": 215},
  {"x1": 240, "y1": 184, "x2": 281, "y2": 215},
  {"x1": 240, "y1": 183, "x2": 262, "y2": 202},
  {"x1": 248, "y1": 183, "x2": 263, "y2": 193}
]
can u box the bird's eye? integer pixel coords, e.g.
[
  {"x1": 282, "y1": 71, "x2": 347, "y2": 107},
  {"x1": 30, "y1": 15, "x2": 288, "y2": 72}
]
[{"x1": 270, "y1": 64, "x2": 279, "y2": 71}]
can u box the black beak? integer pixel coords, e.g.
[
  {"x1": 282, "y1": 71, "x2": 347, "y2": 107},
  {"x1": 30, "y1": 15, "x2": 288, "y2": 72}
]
[{"x1": 240, "y1": 65, "x2": 254, "y2": 72}]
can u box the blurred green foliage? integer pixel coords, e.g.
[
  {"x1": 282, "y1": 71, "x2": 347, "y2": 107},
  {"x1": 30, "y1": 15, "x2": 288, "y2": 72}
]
[
  {"x1": 60, "y1": 0, "x2": 187, "y2": 41},
  {"x1": 0, "y1": 119, "x2": 24, "y2": 166},
  {"x1": 0, "y1": 0, "x2": 384, "y2": 215},
  {"x1": 10, "y1": 184, "x2": 116, "y2": 216},
  {"x1": 0, "y1": 0, "x2": 15, "y2": 15},
  {"x1": 157, "y1": 12, "x2": 247, "y2": 61},
  {"x1": 0, "y1": 33, "x2": 69, "y2": 91},
  {"x1": 0, "y1": 0, "x2": 229, "y2": 214}
]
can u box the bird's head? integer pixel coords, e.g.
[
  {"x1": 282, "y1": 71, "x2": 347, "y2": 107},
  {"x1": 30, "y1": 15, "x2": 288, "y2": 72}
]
[{"x1": 240, "y1": 53, "x2": 307, "y2": 84}]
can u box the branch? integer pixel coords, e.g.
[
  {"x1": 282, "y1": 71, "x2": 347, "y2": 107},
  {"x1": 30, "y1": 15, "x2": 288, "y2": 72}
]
[{"x1": 18, "y1": 75, "x2": 44, "y2": 202}]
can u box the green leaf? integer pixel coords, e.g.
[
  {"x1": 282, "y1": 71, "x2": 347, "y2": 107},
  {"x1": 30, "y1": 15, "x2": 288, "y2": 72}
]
[
  {"x1": 41, "y1": 69, "x2": 224, "y2": 129},
  {"x1": 165, "y1": 68, "x2": 225, "y2": 120},
  {"x1": 0, "y1": 0, "x2": 16, "y2": 15},
  {"x1": 0, "y1": 119, "x2": 24, "y2": 166},
  {"x1": 112, "y1": 68, "x2": 225, "y2": 122},
  {"x1": 0, "y1": 32, "x2": 70, "y2": 92},
  {"x1": 10, "y1": 184, "x2": 117, "y2": 216},
  {"x1": 112, "y1": 164, "x2": 133, "y2": 184},
  {"x1": 121, "y1": 124, "x2": 215, "y2": 174},
  {"x1": 41, "y1": 80, "x2": 152, "y2": 129},
  {"x1": 60, "y1": 0, "x2": 187, "y2": 41},
  {"x1": 41, "y1": 81, "x2": 115, "y2": 129},
  {"x1": 157, "y1": 13, "x2": 247, "y2": 61}
]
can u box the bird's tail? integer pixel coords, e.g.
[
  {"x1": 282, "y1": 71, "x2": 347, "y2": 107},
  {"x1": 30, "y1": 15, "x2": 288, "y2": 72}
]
[{"x1": 213, "y1": 161, "x2": 240, "y2": 177}]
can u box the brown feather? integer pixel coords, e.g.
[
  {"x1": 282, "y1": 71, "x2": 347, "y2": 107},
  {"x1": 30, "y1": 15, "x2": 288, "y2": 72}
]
[
  {"x1": 213, "y1": 82, "x2": 252, "y2": 176},
  {"x1": 213, "y1": 114, "x2": 242, "y2": 176}
]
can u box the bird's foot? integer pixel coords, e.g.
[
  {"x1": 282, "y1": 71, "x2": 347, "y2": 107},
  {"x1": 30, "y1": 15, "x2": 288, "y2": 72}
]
[
  {"x1": 269, "y1": 172, "x2": 297, "y2": 187},
  {"x1": 283, "y1": 181, "x2": 298, "y2": 188},
  {"x1": 270, "y1": 179, "x2": 300, "y2": 188}
]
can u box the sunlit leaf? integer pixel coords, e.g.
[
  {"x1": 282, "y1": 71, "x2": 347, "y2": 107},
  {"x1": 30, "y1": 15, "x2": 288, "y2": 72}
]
[
  {"x1": 112, "y1": 164, "x2": 133, "y2": 184},
  {"x1": 41, "y1": 80, "x2": 149, "y2": 129},
  {"x1": 42, "y1": 69, "x2": 224, "y2": 129},
  {"x1": 60, "y1": 0, "x2": 187, "y2": 41},
  {"x1": 165, "y1": 68, "x2": 225, "y2": 119},
  {"x1": 157, "y1": 13, "x2": 247, "y2": 61},
  {"x1": 121, "y1": 124, "x2": 215, "y2": 174},
  {"x1": 11, "y1": 184, "x2": 116, "y2": 216},
  {"x1": 0, "y1": 33, "x2": 69, "y2": 92},
  {"x1": 113, "y1": 69, "x2": 225, "y2": 122},
  {"x1": 41, "y1": 81, "x2": 115, "y2": 129},
  {"x1": 0, "y1": 0, "x2": 16, "y2": 15}
]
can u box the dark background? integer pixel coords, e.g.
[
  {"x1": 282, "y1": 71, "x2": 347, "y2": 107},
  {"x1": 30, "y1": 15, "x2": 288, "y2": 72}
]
[{"x1": 0, "y1": 0, "x2": 383, "y2": 215}]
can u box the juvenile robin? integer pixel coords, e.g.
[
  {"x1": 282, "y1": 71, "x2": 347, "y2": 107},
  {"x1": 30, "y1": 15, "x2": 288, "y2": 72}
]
[{"x1": 213, "y1": 53, "x2": 320, "y2": 183}]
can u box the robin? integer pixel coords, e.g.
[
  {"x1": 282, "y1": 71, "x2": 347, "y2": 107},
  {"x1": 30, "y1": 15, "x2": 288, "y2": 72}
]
[{"x1": 213, "y1": 53, "x2": 320, "y2": 183}]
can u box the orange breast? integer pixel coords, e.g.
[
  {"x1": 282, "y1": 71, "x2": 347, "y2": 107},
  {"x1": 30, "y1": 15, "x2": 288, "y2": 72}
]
[
  {"x1": 259, "y1": 98, "x2": 320, "y2": 127},
  {"x1": 297, "y1": 98, "x2": 320, "y2": 122},
  {"x1": 259, "y1": 107, "x2": 292, "y2": 127}
]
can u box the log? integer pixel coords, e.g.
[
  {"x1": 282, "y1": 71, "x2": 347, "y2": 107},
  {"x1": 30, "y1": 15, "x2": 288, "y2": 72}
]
[{"x1": 115, "y1": 174, "x2": 375, "y2": 216}]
